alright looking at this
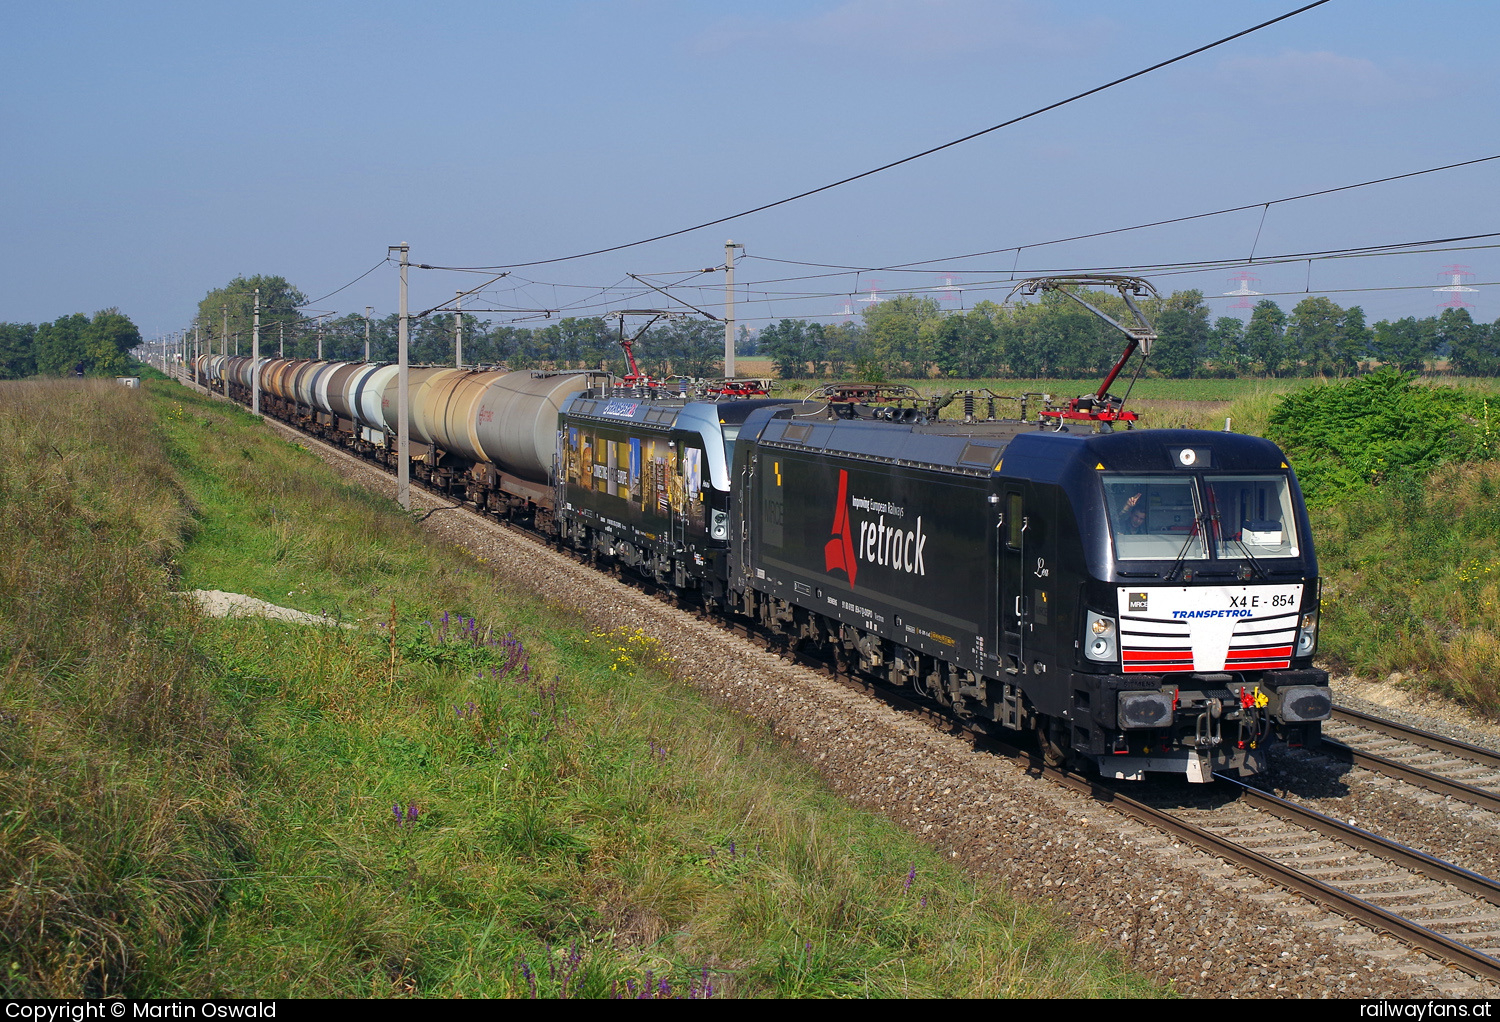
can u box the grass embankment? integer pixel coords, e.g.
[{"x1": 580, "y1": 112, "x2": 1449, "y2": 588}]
[
  {"x1": 0, "y1": 378, "x2": 1154, "y2": 998},
  {"x1": 1311, "y1": 461, "x2": 1500, "y2": 711}
]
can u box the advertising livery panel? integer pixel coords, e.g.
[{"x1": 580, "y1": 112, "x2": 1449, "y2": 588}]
[{"x1": 752, "y1": 450, "x2": 995, "y2": 670}]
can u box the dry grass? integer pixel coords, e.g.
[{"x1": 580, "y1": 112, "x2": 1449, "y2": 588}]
[{"x1": 0, "y1": 380, "x2": 246, "y2": 997}]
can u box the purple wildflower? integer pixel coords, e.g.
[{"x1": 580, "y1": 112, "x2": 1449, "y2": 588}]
[
  {"x1": 407, "y1": 804, "x2": 419, "y2": 823},
  {"x1": 904, "y1": 867, "x2": 916, "y2": 892},
  {"x1": 559, "y1": 943, "x2": 582, "y2": 997}
]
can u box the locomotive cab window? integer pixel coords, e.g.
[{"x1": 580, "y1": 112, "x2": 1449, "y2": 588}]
[
  {"x1": 1106, "y1": 475, "x2": 1205, "y2": 561},
  {"x1": 1105, "y1": 474, "x2": 1299, "y2": 561},
  {"x1": 1204, "y1": 475, "x2": 1299, "y2": 558},
  {"x1": 720, "y1": 424, "x2": 741, "y2": 464},
  {"x1": 1005, "y1": 493, "x2": 1024, "y2": 549}
]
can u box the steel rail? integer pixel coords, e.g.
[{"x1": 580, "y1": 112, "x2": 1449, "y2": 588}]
[
  {"x1": 1222, "y1": 776, "x2": 1500, "y2": 906},
  {"x1": 1332, "y1": 705, "x2": 1500, "y2": 770},
  {"x1": 963, "y1": 725, "x2": 1500, "y2": 983},
  {"x1": 1087, "y1": 770, "x2": 1500, "y2": 983},
  {"x1": 1318, "y1": 736, "x2": 1500, "y2": 813}
]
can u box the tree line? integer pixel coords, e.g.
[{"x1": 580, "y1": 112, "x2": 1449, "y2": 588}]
[
  {"x1": 182, "y1": 275, "x2": 1500, "y2": 381},
  {"x1": 14, "y1": 275, "x2": 1485, "y2": 385},
  {"x1": 756, "y1": 291, "x2": 1500, "y2": 380},
  {"x1": 0, "y1": 310, "x2": 143, "y2": 379}
]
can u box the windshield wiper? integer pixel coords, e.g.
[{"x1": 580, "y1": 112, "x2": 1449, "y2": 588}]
[
  {"x1": 1163, "y1": 514, "x2": 1206, "y2": 582},
  {"x1": 1206, "y1": 487, "x2": 1270, "y2": 580},
  {"x1": 1230, "y1": 536, "x2": 1269, "y2": 580},
  {"x1": 1164, "y1": 481, "x2": 1209, "y2": 582}
]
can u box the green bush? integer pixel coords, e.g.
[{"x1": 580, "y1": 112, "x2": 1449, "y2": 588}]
[{"x1": 1267, "y1": 368, "x2": 1497, "y2": 506}]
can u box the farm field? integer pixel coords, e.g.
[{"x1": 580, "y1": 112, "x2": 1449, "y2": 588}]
[{"x1": 750, "y1": 371, "x2": 1500, "y2": 434}]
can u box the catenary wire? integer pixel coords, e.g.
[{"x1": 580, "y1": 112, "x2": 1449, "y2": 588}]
[
  {"x1": 298, "y1": 258, "x2": 392, "y2": 309},
  {"x1": 260, "y1": 226, "x2": 1499, "y2": 328},
  {"x1": 618, "y1": 234, "x2": 1500, "y2": 316},
  {"x1": 698, "y1": 231, "x2": 1500, "y2": 293},
  {"x1": 316, "y1": 144, "x2": 1491, "y2": 324},
  {"x1": 423, "y1": 1, "x2": 1332, "y2": 271},
  {"x1": 738, "y1": 153, "x2": 1500, "y2": 281}
]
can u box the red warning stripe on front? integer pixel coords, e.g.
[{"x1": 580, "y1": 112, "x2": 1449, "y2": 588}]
[
  {"x1": 1226, "y1": 645, "x2": 1293, "y2": 660},
  {"x1": 1123, "y1": 649, "x2": 1193, "y2": 662}
]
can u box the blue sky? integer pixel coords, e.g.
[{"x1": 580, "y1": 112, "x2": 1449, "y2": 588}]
[{"x1": 5, "y1": 0, "x2": 1497, "y2": 341}]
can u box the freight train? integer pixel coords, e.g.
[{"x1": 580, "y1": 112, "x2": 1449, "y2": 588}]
[{"x1": 190, "y1": 280, "x2": 1331, "y2": 782}]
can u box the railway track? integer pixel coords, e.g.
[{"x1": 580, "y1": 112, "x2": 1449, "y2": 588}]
[
  {"x1": 1188, "y1": 778, "x2": 1500, "y2": 982},
  {"x1": 1166, "y1": 785, "x2": 1498, "y2": 982},
  {"x1": 1316, "y1": 706, "x2": 1500, "y2": 812},
  {"x1": 710, "y1": 622, "x2": 1500, "y2": 985},
  {"x1": 188, "y1": 372, "x2": 1500, "y2": 991}
]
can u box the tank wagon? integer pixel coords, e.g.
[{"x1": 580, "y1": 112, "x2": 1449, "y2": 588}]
[
  {"x1": 191, "y1": 276, "x2": 1331, "y2": 782},
  {"x1": 198, "y1": 354, "x2": 593, "y2": 525}
]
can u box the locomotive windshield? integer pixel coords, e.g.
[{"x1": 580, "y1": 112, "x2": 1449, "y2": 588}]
[{"x1": 1104, "y1": 474, "x2": 1299, "y2": 561}]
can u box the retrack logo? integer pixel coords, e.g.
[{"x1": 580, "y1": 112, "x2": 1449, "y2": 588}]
[
  {"x1": 824, "y1": 470, "x2": 858, "y2": 586},
  {"x1": 824, "y1": 470, "x2": 929, "y2": 586}
]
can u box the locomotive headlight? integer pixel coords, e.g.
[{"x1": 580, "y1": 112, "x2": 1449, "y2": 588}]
[
  {"x1": 710, "y1": 509, "x2": 728, "y2": 541},
  {"x1": 1085, "y1": 610, "x2": 1117, "y2": 663},
  {"x1": 1296, "y1": 610, "x2": 1318, "y2": 657}
]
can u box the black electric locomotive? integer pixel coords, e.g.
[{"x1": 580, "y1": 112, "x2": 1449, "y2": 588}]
[
  {"x1": 550, "y1": 278, "x2": 1330, "y2": 782},
  {"x1": 554, "y1": 390, "x2": 791, "y2": 592},
  {"x1": 724, "y1": 404, "x2": 1329, "y2": 782}
]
